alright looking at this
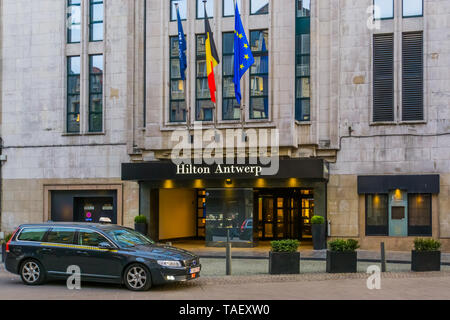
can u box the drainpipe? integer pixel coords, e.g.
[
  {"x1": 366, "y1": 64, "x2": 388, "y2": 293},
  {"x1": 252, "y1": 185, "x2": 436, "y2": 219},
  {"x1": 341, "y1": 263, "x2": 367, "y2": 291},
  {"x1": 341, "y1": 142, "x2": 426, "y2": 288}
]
[
  {"x1": 143, "y1": 0, "x2": 147, "y2": 128},
  {"x1": 0, "y1": 138, "x2": 3, "y2": 231}
]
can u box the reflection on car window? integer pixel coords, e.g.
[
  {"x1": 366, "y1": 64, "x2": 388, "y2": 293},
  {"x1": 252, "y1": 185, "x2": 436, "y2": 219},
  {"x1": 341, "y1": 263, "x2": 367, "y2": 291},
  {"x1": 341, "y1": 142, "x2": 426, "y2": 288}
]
[
  {"x1": 46, "y1": 228, "x2": 76, "y2": 244},
  {"x1": 105, "y1": 229, "x2": 154, "y2": 248},
  {"x1": 79, "y1": 230, "x2": 107, "y2": 247},
  {"x1": 18, "y1": 228, "x2": 49, "y2": 242}
]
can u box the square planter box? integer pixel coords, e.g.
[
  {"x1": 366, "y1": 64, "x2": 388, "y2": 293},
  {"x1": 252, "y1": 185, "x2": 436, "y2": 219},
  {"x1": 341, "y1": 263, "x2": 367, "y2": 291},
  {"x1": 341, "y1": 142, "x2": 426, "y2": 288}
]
[
  {"x1": 134, "y1": 223, "x2": 148, "y2": 235},
  {"x1": 326, "y1": 251, "x2": 357, "y2": 273},
  {"x1": 312, "y1": 224, "x2": 326, "y2": 250},
  {"x1": 411, "y1": 251, "x2": 441, "y2": 272},
  {"x1": 269, "y1": 252, "x2": 300, "y2": 275}
]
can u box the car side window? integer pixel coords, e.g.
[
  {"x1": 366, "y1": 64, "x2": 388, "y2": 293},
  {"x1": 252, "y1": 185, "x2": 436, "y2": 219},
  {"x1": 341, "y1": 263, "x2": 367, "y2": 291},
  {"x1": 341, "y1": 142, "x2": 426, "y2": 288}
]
[
  {"x1": 17, "y1": 228, "x2": 49, "y2": 242},
  {"x1": 78, "y1": 230, "x2": 108, "y2": 247},
  {"x1": 45, "y1": 228, "x2": 76, "y2": 245}
]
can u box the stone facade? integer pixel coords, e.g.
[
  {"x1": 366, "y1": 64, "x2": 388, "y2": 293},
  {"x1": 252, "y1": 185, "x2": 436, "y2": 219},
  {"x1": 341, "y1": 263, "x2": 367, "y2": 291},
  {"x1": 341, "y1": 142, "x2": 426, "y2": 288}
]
[
  {"x1": 1, "y1": 0, "x2": 449, "y2": 251},
  {"x1": 0, "y1": 0, "x2": 140, "y2": 231}
]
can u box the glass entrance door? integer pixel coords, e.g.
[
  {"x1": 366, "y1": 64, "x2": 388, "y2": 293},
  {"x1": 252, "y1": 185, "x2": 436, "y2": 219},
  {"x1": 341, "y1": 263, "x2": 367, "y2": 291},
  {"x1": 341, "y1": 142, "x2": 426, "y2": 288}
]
[{"x1": 256, "y1": 189, "x2": 314, "y2": 240}]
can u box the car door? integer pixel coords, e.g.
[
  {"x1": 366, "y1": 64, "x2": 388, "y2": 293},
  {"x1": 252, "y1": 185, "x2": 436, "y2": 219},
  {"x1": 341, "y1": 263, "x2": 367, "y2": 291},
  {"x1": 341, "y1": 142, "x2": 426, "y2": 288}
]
[
  {"x1": 40, "y1": 227, "x2": 78, "y2": 275},
  {"x1": 72, "y1": 229, "x2": 124, "y2": 281}
]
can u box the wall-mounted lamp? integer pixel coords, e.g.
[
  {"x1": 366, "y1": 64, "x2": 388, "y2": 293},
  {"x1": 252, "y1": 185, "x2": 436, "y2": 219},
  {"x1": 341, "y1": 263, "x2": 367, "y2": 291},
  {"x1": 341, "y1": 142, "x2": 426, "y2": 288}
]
[{"x1": 226, "y1": 179, "x2": 233, "y2": 185}]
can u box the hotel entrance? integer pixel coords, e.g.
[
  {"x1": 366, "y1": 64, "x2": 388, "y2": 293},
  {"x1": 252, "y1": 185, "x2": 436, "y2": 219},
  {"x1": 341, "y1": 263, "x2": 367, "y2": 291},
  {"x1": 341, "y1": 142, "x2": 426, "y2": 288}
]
[
  {"x1": 255, "y1": 189, "x2": 314, "y2": 241},
  {"x1": 122, "y1": 158, "x2": 328, "y2": 248}
]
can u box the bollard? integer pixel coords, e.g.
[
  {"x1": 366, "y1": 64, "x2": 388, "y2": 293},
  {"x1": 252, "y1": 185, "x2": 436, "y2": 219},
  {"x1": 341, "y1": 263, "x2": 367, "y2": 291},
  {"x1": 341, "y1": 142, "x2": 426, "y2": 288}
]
[
  {"x1": 380, "y1": 242, "x2": 386, "y2": 272},
  {"x1": 226, "y1": 229, "x2": 232, "y2": 275}
]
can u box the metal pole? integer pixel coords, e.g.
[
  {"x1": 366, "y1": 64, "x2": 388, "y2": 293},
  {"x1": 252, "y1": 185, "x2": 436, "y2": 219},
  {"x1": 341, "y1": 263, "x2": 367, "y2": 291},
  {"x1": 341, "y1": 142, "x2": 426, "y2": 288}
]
[
  {"x1": 380, "y1": 242, "x2": 386, "y2": 272},
  {"x1": 226, "y1": 229, "x2": 232, "y2": 275}
]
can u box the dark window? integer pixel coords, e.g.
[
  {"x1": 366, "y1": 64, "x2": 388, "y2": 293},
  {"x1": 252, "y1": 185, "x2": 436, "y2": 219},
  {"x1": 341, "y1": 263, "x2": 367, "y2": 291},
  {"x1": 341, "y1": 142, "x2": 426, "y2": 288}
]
[
  {"x1": 17, "y1": 228, "x2": 49, "y2": 242},
  {"x1": 197, "y1": 0, "x2": 214, "y2": 19},
  {"x1": 373, "y1": 34, "x2": 394, "y2": 122},
  {"x1": 78, "y1": 230, "x2": 108, "y2": 247},
  {"x1": 222, "y1": 32, "x2": 240, "y2": 120},
  {"x1": 392, "y1": 207, "x2": 405, "y2": 220},
  {"x1": 366, "y1": 194, "x2": 389, "y2": 236},
  {"x1": 402, "y1": 32, "x2": 423, "y2": 121},
  {"x1": 46, "y1": 228, "x2": 77, "y2": 245},
  {"x1": 67, "y1": 56, "x2": 81, "y2": 133},
  {"x1": 374, "y1": 0, "x2": 394, "y2": 19},
  {"x1": 408, "y1": 194, "x2": 431, "y2": 236},
  {"x1": 196, "y1": 34, "x2": 214, "y2": 121},
  {"x1": 251, "y1": 0, "x2": 269, "y2": 15},
  {"x1": 89, "y1": 0, "x2": 104, "y2": 42},
  {"x1": 295, "y1": 0, "x2": 311, "y2": 121},
  {"x1": 170, "y1": 36, "x2": 187, "y2": 122},
  {"x1": 67, "y1": 0, "x2": 81, "y2": 43},
  {"x1": 89, "y1": 55, "x2": 103, "y2": 132},
  {"x1": 250, "y1": 30, "x2": 269, "y2": 120},
  {"x1": 403, "y1": 0, "x2": 423, "y2": 17},
  {"x1": 171, "y1": 0, "x2": 187, "y2": 21}
]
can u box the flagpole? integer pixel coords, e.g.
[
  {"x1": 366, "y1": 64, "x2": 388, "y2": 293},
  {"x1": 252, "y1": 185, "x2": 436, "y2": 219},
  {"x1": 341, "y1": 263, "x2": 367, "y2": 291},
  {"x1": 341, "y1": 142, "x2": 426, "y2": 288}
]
[
  {"x1": 176, "y1": 2, "x2": 190, "y2": 132},
  {"x1": 203, "y1": 0, "x2": 218, "y2": 141},
  {"x1": 234, "y1": 0, "x2": 246, "y2": 142}
]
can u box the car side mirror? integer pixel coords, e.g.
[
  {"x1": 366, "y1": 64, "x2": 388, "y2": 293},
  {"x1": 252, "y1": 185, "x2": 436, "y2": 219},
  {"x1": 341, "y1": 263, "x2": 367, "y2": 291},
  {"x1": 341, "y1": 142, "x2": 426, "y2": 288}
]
[{"x1": 99, "y1": 242, "x2": 114, "y2": 250}]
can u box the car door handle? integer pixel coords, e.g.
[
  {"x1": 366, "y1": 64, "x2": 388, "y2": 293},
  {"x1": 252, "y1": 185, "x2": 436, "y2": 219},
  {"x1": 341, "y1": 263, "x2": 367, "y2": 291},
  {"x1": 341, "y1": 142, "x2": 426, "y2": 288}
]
[
  {"x1": 76, "y1": 250, "x2": 89, "y2": 256},
  {"x1": 41, "y1": 248, "x2": 53, "y2": 253}
]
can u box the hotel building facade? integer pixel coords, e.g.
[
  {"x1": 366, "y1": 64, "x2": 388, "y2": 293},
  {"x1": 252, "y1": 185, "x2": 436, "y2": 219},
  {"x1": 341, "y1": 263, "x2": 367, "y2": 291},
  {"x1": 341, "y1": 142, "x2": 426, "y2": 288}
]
[{"x1": 1, "y1": 0, "x2": 449, "y2": 251}]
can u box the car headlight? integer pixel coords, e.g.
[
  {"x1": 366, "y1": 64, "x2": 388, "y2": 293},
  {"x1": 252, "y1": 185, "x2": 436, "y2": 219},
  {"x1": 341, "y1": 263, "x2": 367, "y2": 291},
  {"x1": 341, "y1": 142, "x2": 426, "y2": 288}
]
[{"x1": 157, "y1": 260, "x2": 182, "y2": 267}]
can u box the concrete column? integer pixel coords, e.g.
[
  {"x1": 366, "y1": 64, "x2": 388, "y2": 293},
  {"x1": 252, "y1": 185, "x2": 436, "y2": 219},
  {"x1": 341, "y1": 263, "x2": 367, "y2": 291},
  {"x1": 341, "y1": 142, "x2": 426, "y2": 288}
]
[{"x1": 149, "y1": 188, "x2": 160, "y2": 241}]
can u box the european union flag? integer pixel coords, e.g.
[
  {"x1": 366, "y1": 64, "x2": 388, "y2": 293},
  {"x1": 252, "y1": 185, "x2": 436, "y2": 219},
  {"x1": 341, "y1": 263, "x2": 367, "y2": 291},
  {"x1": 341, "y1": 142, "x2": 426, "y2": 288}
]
[
  {"x1": 233, "y1": 3, "x2": 254, "y2": 105},
  {"x1": 177, "y1": 6, "x2": 187, "y2": 81}
]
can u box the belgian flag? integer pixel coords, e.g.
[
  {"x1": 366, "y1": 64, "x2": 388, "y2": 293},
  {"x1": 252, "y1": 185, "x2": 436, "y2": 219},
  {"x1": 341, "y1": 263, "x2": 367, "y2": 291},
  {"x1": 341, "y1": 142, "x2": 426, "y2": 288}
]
[{"x1": 204, "y1": 7, "x2": 220, "y2": 103}]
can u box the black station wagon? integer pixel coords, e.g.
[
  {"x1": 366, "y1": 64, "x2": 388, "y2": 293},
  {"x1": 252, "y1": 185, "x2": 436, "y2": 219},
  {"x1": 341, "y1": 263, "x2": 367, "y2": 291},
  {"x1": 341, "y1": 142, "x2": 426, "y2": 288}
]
[{"x1": 4, "y1": 223, "x2": 201, "y2": 291}]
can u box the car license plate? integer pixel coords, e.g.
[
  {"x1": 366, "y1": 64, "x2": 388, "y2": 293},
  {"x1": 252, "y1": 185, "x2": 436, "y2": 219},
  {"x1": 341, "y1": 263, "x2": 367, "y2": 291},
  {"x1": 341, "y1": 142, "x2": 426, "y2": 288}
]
[{"x1": 190, "y1": 267, "x2": 200, "y2": 274}]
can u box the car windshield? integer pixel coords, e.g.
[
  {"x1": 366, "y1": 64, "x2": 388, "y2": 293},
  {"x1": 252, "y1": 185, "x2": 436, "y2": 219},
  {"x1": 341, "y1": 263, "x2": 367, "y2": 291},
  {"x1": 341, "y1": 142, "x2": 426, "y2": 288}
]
[{"x1": 105, "y1": 228, "x2": 154, "y2": 248}]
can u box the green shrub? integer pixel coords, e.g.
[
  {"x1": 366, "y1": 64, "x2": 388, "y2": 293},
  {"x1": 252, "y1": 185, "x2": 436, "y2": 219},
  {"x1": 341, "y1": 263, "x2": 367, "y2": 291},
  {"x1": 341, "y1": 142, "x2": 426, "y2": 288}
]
[
  {"x1": 1, "y1": 233, "x2": 14, "y2": 244},
  {"x1": 134, "y1": 215, "x2": 148, "y2": 224},
  {"x1": 311, "y1": 216, "x2": 325, "y2": 225},
  {"x1": 414, "y1": 238, "x2": 441, "y2": 252},
  {"x1": 328, "y1": 239, "x2": 360, "y2": 252},
  {"x1": 270, "y1": 239, "x2": 300, "y2": 253}
]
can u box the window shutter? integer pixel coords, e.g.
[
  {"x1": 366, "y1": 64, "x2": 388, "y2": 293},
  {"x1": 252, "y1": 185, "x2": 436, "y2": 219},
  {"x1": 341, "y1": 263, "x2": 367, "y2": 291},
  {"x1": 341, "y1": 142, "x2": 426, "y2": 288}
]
[
  {"x1": 402, "y1": 32, "x2": 424, "y2": 121},
  {"x1": 373, "y1": 34, "x2": 394, "y2": 122}
]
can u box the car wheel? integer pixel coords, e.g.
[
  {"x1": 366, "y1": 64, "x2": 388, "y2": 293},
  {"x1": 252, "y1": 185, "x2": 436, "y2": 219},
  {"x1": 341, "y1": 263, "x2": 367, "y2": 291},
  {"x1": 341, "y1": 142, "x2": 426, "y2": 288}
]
[
  {"x1": 20, "y1": 259, "x2": 46, "y2": 286},
  {"x1": 123, "y1": 264, "x2": 152, "y2": 291}
]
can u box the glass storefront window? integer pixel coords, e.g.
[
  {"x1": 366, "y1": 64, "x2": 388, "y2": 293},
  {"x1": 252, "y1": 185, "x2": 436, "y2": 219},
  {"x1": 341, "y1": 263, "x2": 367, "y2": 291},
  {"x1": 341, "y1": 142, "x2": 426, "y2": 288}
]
[
  {"x1": 366, "y1": 194, "x2": 389, "y2": 235},
  {"x1": 205, "y1": 189, "x2": 254, "y2": 245},
  {"x1": 408, "y1": 194, "x2": 431, "y2": 236}
]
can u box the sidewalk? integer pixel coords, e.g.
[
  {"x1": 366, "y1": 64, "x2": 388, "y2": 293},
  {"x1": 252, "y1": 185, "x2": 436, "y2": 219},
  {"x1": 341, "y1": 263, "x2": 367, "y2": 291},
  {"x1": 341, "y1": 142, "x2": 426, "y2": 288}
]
[
  {"x1": 3, "y1": 243, "x2": 450, "y2": 265},
  {"x1": 171, "y1": 240, "x2": 450, "y2": 264}
]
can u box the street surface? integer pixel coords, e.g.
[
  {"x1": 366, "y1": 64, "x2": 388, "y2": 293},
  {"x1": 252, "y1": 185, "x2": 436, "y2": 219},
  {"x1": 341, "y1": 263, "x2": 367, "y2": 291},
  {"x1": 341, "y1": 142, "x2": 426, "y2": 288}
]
[{"x1": 1, "y1": 265, "x2": 450, "y2": 300}]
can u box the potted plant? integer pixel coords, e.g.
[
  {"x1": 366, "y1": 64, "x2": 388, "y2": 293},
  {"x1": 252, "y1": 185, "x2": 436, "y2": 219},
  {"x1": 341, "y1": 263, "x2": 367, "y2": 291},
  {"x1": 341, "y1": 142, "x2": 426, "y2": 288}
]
[
  {"x1": 134, "y1": 215, "x2": 148, "y2": 235},
  {"x1": 269, "y1": 239, "x2": 300, "y2": 275},
  {"x1": 0, "y1": 239, "x2": 5, "y2": 263},
  {"x1": 326, "y1": 239, "x2": 359, "y2": 273},
  {"x1": 311, "y1": 215, "x2": 326, "y2": 250},
  {"x1": 411, "y1": 238, "x2": 441, "y2": 272}
]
